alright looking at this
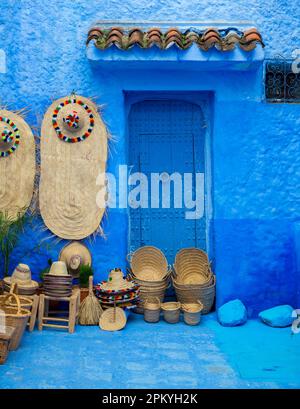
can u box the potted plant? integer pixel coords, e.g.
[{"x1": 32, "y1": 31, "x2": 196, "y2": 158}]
[{"x1": 0, "y1": 211, "x2": 28, "y2": 278}]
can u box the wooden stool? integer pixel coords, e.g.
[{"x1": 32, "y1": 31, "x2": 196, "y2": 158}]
[
  {"x1": 38, "y1": 289, "x2": 80, "y2": 334},
  {"x1": 27, "y1": 294, "x2": 39, "y2": 332}
]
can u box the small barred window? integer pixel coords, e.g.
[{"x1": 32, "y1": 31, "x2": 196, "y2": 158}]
[{"x1": 265, "y1": 58, "x2": 300, "y2": 102}]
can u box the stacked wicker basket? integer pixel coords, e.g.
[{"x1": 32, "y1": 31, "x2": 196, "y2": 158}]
[
  {"x1": 172, "y1": 248, "x2": 216, "y2": 314},
  {"x1": 127, "y1": 246, "x2": 170, "y2": 313}
]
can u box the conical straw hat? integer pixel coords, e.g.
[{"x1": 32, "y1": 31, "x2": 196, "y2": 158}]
[
  {"x1": 59, "y1": 241, "x2": 92, "y2": 276},
  {"x1": 3, "y1": 264, "x2": 38, "y2": 290},
  {"x1": 0, "y1": 110, "x2": 35, "y2": 220},
  {"x1": 39, "y1": 94, "x2": 108, "y2": 240},
  {"x1": 48, "y1": 261, "x2": 69, "y2": 277},
  {"x1": 99, "y1": 268, "x2": 135, "y2": 292},
  {"x1": 99, "y1": 307, "x2": 127, "y2": 331}
]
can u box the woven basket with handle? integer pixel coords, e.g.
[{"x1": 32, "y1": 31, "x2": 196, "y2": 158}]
[
  {"x1": 182, "y1": 301, "x2": 203, "y2": 326},
  {"x1": 0, "y1": 293, "x2": 31, "y2": 350},
  {"x1": 1, "y1": 283, "x2": 33, "y2": 311},
  {"x1": 144, "y1": 297, "x2": 161, "y2": 323},
  {"x1": 161, "y1": 301, "x2": 181, "y2": 324}
]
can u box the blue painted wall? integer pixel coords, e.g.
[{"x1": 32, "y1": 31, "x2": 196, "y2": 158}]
[{"x1": 0, "y1": 0, "x2": 299, "y2": 315}]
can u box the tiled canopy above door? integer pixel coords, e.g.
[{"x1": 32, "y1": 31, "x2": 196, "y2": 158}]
[
  {"x1": 87, "y1": 26, "x2": 264, "y2": 52},
  {"x1": 86, "y1": 23, "x2": 265, "y2": 70}
]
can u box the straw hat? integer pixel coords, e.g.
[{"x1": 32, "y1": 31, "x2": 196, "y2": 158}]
[
  {"x1": 39, "y1": 95, "x2": 108, "y2": 240},
  {"x1": 59, "y1": 241, "x2": 92, "y2": 276},
  {"x1": 0, "y1": 110, "x2": 35, "y2": 220},
  {"x1": 98, "y1": 268, "x2": 135, "y2": 292},
  {"x1": 3, "y1": 264, "x2": 38, "y2": 290},
  {"x1": 99, "y1": 307, "x2": 127, "y2": 331},
  {"x1": 47, "y1": 261, "x2": 69, "y2": 277}
]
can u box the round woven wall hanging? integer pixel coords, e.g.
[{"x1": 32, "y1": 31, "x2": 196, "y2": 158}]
[
  {"x1": 0, "y1": 110, "x2": 35, "y2": 220},
  {"x1": 39, "y1": 95, "x2": 108, "y2": 240}
]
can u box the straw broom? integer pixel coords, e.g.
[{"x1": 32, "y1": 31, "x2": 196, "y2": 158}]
[{"x1": 79, "y1": 276, "x2": 103, "y2": 325}]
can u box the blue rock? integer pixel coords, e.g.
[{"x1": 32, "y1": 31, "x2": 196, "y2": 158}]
[
  {"x1": 259, "y1": 305, "x2": 294, "y2": 327},
  {"x1": 218, "y1": 299, "x2": 248, "y2": 327}
]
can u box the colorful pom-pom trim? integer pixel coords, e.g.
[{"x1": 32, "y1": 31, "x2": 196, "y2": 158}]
[
  {"x1": 63, "y1": 110, "x2": 80, "y2": 130},
  {"x1": 0, "y1": 117, "x2": 20, "y2": 158},
  {"x1": 2, "y1": 127, "x2": 13, "y2": 143},
  {"x1": 52, "y1": 98, "x2": 95, "y2": 143}
]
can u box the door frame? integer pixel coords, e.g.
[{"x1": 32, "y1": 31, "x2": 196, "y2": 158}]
[{"x1": 124, "y1": 91, "x2": 214, "y2": 260}]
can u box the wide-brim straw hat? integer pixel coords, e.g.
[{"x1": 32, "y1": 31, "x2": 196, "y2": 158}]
[
  {"x1": 99, "y1": 307, "x2": 127, "y2": 331},
  {"x1": 3, "y1": 264, "x2": 38, "y2": 290},
  {"x1": 59, "y1": 241, "x2": 92, "y2": 276},
  {"x1": 0, "y1": 110, "x2": 35, "y2": 220},
  {"x1": 47, "y1": 261, "x2": 69, "y2": 277},
  {"x1": 39, "y1": 95, "x2": 108, "y2": 240},
  {"x1": 99, "y1": 269, "x2": 136, "y2": 292},
  {"x1": 99, "y1": 297, "x2": 140, "y2": 307}
]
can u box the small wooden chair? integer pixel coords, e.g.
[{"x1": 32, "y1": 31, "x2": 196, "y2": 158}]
[
  {"x1": 27, "y1": 294, "x2": 40, "y2": 332},
  {"x1": 38, "y1": 289, "x2": 80, "y2": 334}
]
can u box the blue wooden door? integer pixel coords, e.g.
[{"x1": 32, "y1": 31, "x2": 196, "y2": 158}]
[{"x1": 129, "y1": 99, "x2": 206, "y2": 262}]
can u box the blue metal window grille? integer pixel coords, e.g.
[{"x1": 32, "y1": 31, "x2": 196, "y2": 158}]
[{"x1": 265, "y1": 57, "x2": 300, "y2": 103}]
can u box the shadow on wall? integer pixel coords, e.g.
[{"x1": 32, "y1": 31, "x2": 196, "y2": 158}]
[
  {"x1": 215, "y1": 219, "x2": 298, "y2": 317},
  {"x1": 293, "y1": 222, "x2": 300, "y2": 308}
]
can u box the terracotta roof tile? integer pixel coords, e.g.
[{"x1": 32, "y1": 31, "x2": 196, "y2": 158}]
[{"x1": 87, "y1": 27, "x2": 264, "y2": 52}]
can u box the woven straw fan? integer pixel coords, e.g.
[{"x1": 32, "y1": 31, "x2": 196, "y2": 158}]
[
  {"x1": 39, "y1": 95, "x2": 108, "y2": 239},
  {"x1": 0, "y1": 109, "x2": 35, "y2": 220}
]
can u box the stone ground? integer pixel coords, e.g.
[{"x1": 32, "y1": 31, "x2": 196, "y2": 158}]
[{"x1": 0, "y1": 313, "x2": 299, "y2": 389}]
